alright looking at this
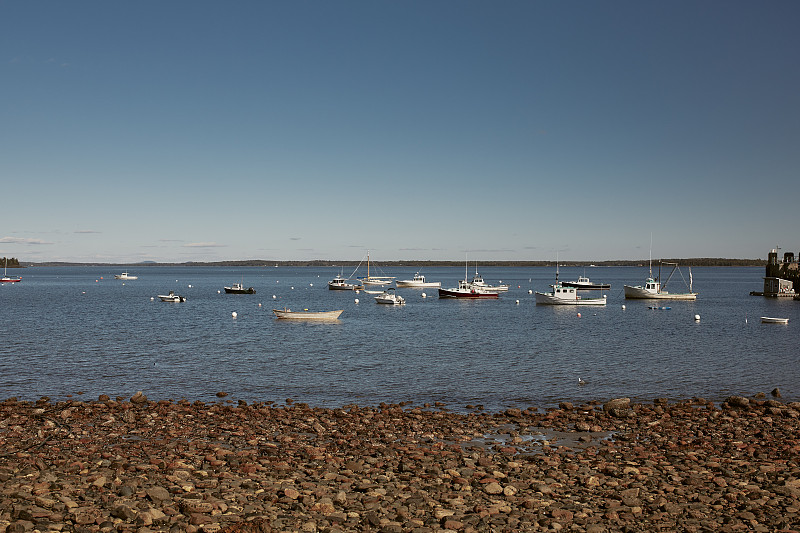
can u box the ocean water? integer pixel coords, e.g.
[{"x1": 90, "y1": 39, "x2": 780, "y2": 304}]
[{"x1": 1, "y1": 265, "x2": 797, "y2": 411}]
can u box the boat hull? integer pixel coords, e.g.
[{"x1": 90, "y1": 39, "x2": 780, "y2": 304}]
[
  {"x1": 561, "y1": 282, "x2": 610, "y2": 290},
  {"x1": 396, "y1": 280, "x2": 441, "y2": 288},
  {"x1": 761, "y1": 316, "x2": 789, "y2": 324},
  {"x1": 0, "y1": 278, "x2": 21, "y2": 283},
  {"x1": 535, "y1": 292, "x2": 607, "y2": 305},
  {"x1": 375, "y1": 296, "x2": 405, "y2": 305},
  {"x1": 438, "y1": 288, "x2": 499, "y2": 299},
  {"x1": 158, "y1": 295, "x2": 186, "y2": 302},
  {"x1": 273, "y1": 309, "x2": 343, "y2": 320},
  {"x1": 224, "y1": 287, "x2": 256, "y2": 294},
  {"x1": 624, "y1": 285, "x2": 697, "y2": 300}
]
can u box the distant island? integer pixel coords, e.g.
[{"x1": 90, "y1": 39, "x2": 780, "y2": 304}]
[{"x1": 22, "y1": 258, "x2": 765, "y2": 268}]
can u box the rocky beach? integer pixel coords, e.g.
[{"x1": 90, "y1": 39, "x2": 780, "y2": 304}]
[{"x1": 1, "y1": 393, "x2": 799, "y2": 532}]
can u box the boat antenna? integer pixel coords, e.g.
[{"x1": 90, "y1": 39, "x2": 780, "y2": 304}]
[{"x1": 649, "y1": 232, "x2": 653, "y2": 278}]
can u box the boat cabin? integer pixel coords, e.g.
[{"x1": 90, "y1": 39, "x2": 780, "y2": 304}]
[
  {"x1": 762, "y1": 277, "x2": 795, "y2": 296},
  {"x1": 645, "y1": 277, "x2": 661, "y2": 292}
]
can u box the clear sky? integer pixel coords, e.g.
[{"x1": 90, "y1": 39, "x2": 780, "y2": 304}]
[{"x1": 2, "y1": 1, "x2": 798, "y2": 263}]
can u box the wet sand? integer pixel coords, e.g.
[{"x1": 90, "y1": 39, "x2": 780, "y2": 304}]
[{"x1": 1, "y1": 393, "x2": 799, "y2": 532}]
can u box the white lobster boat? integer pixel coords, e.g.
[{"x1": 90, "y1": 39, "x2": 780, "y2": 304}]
[
  {"x1": 624, "y1": 262, "x2": 697, "y2": 300},
  {"x1": 396, "y1": 272, "x2": 441, "y2": 288},
  {"x1": 535, "y1": 261, "x2": 606, "y2": 305}
]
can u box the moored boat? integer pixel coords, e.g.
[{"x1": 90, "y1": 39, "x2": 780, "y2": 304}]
[
  {"x1": 1, "y1": 258, "x2": 22, "y2": 283},
  {"x1": 535, "y1": 284, "x2": 607, "y2": 305},
  {"x1": 439, "y1": 257, "x2": 500, "y2": 299},
  {"x1": 535, "y1": 261, "x2": 606, "y2": 305},
  {"x1": 158, "y1": 290, "x2": 186, "y2": 302},
  {"x1": 623, "y1": 261, "x2": 697, "y2": 300},
  {"x1": 374, "y1": 287, "x2": 405, "y2": 305},
  {"x1": 114, "y1": 272, "x2": 138, "y2": 280},
  {"x1": 358, "y1": 251, "x2": 395, "y2": 286},
  {"x1": 224, "y1": 282, "x2": 256, "y2": 294},
  {"x1": 761, "y1": 316, "x2": 789, "y2": 324},
  {"x1": 396, "y1": 272, "x2": 441, "y2": 288},
  {"x1": 561, "y1": 274, "x2": 610, "y2": 290},
  {"x1": 328, "y1": 273, "x2": 363, "y2": 291},
  {"x1": 273, "y1": 308, "x2": 343, "y2": 320},
  {"x1": 470, "y1": 268, "x2": 509, "y2": 292}
]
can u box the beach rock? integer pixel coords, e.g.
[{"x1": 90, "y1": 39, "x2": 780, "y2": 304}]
[
  {"x1": 131, "y1": 391, "x2": 148, "y2": 404},
  {"x1": 726, "y1": 396, "x2": 750, "y2": 408},
  {"x1": 603, "y1": 398, "x2": 630, "y2": 412}
]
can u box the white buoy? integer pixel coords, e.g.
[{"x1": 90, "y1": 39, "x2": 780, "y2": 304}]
[
  {"x1": 621, "y1": 305, "x2": 626, "y2": 310},
  {"x1": 291, "y1": 286, "x2": 294, "y2": 290},
  {"x1": 272, "y1": 295, "x2": 277, "y2": 299},
  {"x1": 515, "y1": 299, "x2": 520, "y2": 305},
  {"x1": 421, "y1": 292, "x2": 427, "y2": 298},
  {"x1": 258, "y1": 303, "x2": 262, "y2": 307},
  {"x1": 310, "y1": 283, "x2": 313, "y2": 287},
  {"x1": 694, "y1": 314, "x2": 700, "y2": 321},
  {"x1": 217, "y1": 290, "x2": 221, "y2": 294},
  {"x1": 188, "y1": 284, "x2": 192, "y2": 288},
  {"x1": 354, "y1": 298, "x2": 359, "y2": 304},
  {"x1": 577, "y1": 312, "x2": 582, "y2": 318},
  {"x1": 150, "y1": 296, "x2": 154, "y2": 300},
  {"x1": 232, "y1": 311, "x2": 237, "y2": 318},
  {"x1": 528, "y1": 289, "x2": 532, "y2": 294}
]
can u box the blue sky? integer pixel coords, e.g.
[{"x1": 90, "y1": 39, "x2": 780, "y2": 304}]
[{"x1": 2, "y1": 1, "x2": 798, "y2": 263}]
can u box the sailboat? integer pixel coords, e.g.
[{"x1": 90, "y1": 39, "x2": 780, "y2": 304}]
[
  {"x1": 623, "y1": 237, "x2": 697, "y2": 300},
  {"x1": 358, "y1": 251, "x2": 395, "y2": 287},
  {"x1": 1, "y1": 258, "x2": 22, "y2": 283}
]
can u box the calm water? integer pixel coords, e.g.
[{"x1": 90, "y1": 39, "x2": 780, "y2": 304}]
[{"x1": 1, "y1": 266, "x2": 797, "y2": 411}]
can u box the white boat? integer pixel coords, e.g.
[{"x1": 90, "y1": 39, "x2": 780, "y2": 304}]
[
  {"x1": 358, "y1": 251, "x2": 395, "y2": 286},
  {"x1": 535, "y1": 261, "x2": 607, "y2": 305},
  {"x1": 396, "y1": 272, "x2": 441, "y2": 288},
  {"x1": 374, "y1": 287, "x2": 405, "y2": 305},
  {"x1": 470, "y1": 268, "x2": 509, "y2": 292},
  {"x1": 761, "y1": 316, "x2": 789, "y2": 324},
  {"x1": 624, "y1": 261, "x2": 697, "y2": 300},
  {"x1": 273, "y1": 308, "x2": 343, "y2": 320},
  {"x1": 158, "y1": 290, "x2": 186, "y2": 302},
  {"x1": 1, "y1": 258, "x2": 21, "y2": 283},
  {"x1": 561, "y1": 272, "x2": 610, "y2": 290},
  {"x1": 114, "y1": 272, "x2": 138, "y2": 280}
]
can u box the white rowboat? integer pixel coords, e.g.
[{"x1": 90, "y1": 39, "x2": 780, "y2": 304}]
[
  {"x1": 761, "y1": 316, "x2": 789, "y2": 324},
  {"x1": 273, "y1": 308, "x2": 343, "y2": 320}
]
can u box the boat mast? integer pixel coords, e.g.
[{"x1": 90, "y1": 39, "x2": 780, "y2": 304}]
[{"x1": 556, "y1": 252, "x2": 559, "y2": 283}]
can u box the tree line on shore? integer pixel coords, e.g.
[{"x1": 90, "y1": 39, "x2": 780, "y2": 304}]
[
  {"x1": 1, "y1": 257, "x2": 20, "y2": 267},
  {"x1": 24, "y1": 258, "x2": 765, "y2": 268}
]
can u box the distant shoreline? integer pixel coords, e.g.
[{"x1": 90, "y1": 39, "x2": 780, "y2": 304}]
[{"x1": 22, "y1": 258, "x2": 765, "y2": 268}]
